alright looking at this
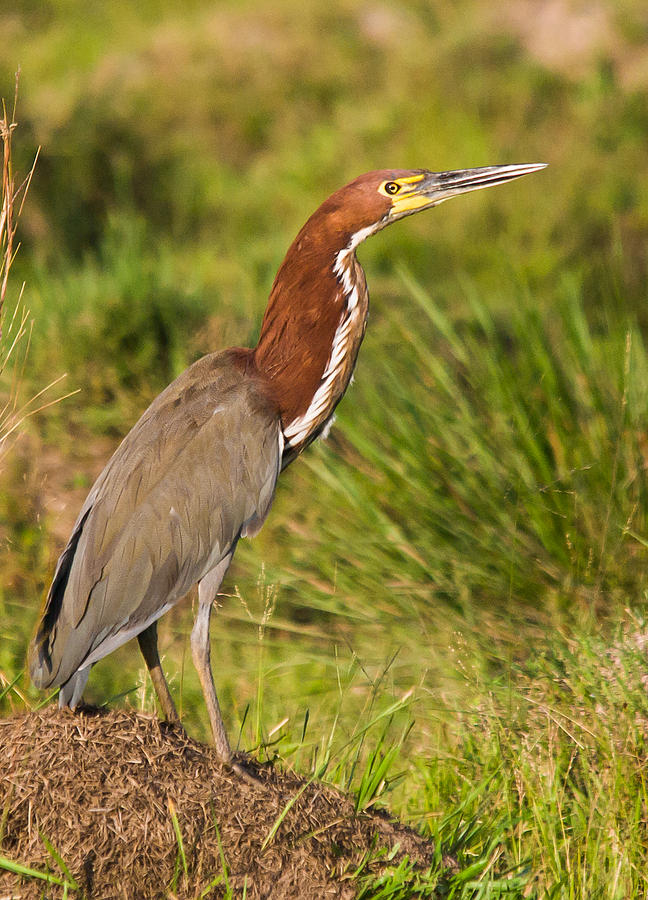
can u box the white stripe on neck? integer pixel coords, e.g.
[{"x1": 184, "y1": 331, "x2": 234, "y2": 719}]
[{"x1": 283, "y1": 226, "x2": 373, "y2": 448}]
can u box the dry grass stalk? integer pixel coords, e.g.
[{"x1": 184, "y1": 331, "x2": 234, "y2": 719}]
[
  {"x1": 0, "y1": 73, "x2": 76, "y2": 464},
  {"x1": 0, "y1": 71, "x2": 38, "y2": 333}
]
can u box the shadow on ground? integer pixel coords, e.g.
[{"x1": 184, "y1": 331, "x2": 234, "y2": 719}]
[{"x1": 0, "y1": 707, "x2": 453, "y2": 898}]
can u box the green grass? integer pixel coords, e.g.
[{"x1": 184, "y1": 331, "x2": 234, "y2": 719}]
[
  {"x1": 2, "y1": 0, "x2": 648, "y2": 895},
  {"x1": 2, "y1": 605, "x2": 648, "y2": 896},
  {"x1": 0, "y1": 833, "x2": 81, "y2": 896}
]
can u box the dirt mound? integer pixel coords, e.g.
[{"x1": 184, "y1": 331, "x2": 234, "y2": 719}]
[{"x1": 0, "y1": 707, "x2": 446, "y2": 898}]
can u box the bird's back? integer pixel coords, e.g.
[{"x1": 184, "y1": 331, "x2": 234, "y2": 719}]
[{"x1": 30, "y1": 349, "x2": 282, "y2": 690}]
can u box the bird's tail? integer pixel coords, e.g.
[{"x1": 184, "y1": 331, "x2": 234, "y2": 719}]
[
  {"x1": 28, "y1": 510, "x2": 90, "y2": 690},
  {"x1": 57, "y1": 668, "x2": 90, "y2": 708},
  {"x1": 29, "y1": 629, "x2": 89, "y2": 707},
  {"x1": 28, "y1": 616, "x2": 56, "y2": 688}
]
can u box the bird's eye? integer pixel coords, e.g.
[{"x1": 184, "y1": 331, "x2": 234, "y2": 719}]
[{"x1": 384, "y1": 181, "x2": 401, "y2": 195}]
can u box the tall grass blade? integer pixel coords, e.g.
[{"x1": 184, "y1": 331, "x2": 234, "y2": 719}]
[
  {"x1": 38, "y1": 831, "x2": 80, "y2": 890},
  {"x1": 0, "y1": 854, "x2": 73, "y2": 887}
]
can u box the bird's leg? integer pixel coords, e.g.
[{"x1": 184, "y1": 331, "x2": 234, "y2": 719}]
[
  {"x1": 193, "y1": 556, "x2": 234, "y2": 761},
  {"x1": 191, "y1": 592, "x2": 232, "y2": 763},
  {"x1": 193, "y1": 555, "x2": 262, "y2": 787},
  {"x1": 137, "y1": 621, "x2": 180, "y2": 724},
  {"x1": 193, "y1": 554, "x2": 260, "y2": 785}
]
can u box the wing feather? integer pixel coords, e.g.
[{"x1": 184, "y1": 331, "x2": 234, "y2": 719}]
[{"x1": 30, "y1": 350, "x2": 281, "y2": 688}]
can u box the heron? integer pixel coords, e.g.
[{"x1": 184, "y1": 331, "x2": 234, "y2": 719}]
[{"x1": 29, "y1": 163, "x2": 545, "y2": 772}]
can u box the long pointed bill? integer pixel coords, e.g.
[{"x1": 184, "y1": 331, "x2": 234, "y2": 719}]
[{"x1": 390, "y1": 163, "x2": 547, "y2": 217}]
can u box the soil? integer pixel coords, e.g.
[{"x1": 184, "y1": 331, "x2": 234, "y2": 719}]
[{"x1": 0, "y1": 707, "x2": 452, "y2": 899}]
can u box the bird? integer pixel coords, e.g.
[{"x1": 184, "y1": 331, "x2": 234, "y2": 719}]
[{"x1": 29, "y1": 163, "x2": 545, "y2": 772}]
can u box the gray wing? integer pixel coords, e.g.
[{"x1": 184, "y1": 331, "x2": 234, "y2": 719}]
[{"x1": 30, "y1": 350, "x2": 281, "y2": 688}]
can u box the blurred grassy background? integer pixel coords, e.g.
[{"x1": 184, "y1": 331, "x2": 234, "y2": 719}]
[{"x1": 1, "y1": 0, "x2": 648, "y2": 894}]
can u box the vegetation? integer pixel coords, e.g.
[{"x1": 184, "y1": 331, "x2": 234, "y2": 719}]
[{"x1": 1, "y1": 0, "x2": 648, "y2": 895}]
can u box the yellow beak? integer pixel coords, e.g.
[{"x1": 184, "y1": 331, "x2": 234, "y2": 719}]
[{"x1": 390, "y1": 163, "x2": 547, "y2": 217}]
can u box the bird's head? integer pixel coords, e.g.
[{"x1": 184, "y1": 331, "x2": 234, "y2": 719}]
[
  {"x1": 257, "y1": 160, "x2": 546, "y2": 450},
  {"x1": 320, "y1": 163, "x2": 547, "y2": 249}
]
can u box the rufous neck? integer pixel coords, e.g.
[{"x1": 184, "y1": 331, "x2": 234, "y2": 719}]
[{"x1": 253, "y1": 220, "x2": 369, "y2": 456}]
